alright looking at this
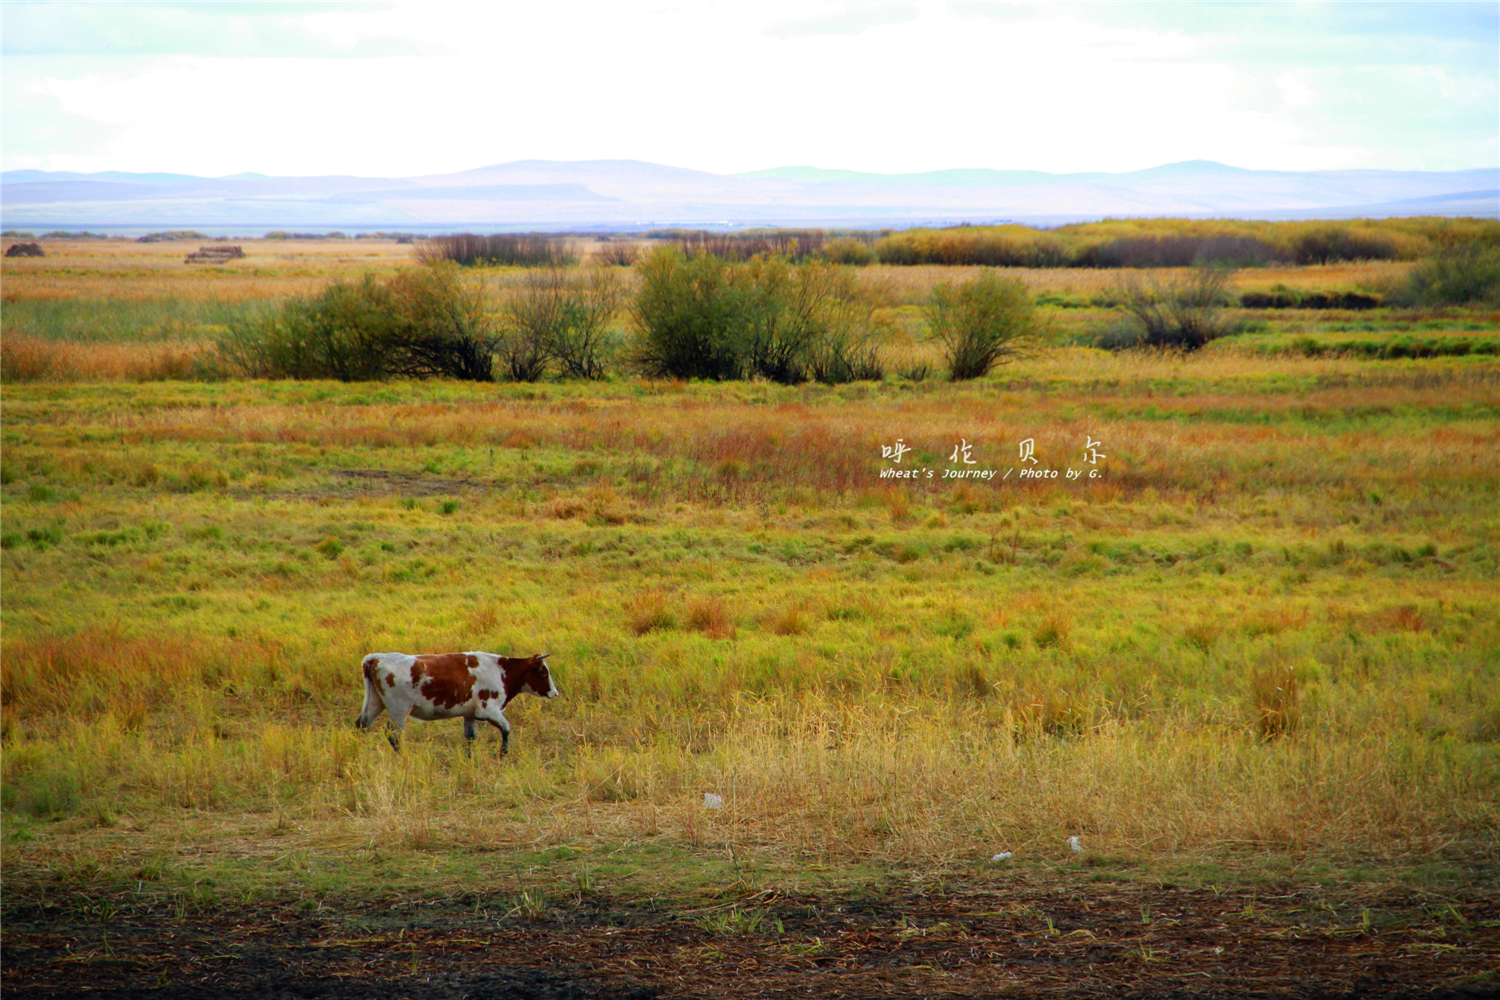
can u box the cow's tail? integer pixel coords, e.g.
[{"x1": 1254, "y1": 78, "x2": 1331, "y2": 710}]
[{"x1": 355, "y1": 655, "x2": 386, "y2": 730}]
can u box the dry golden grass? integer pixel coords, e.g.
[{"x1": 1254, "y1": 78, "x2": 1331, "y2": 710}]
[
  {"x1": 1236, "y1": 261, "x2": 1416, "y2": 291},
  {"x1": 1250, "y1": 665, "x2": 1302, "y2": 740},
  {"x1": 0, "y1": 237, "x2": 420, "y2": 303},
  {"x1": 0, "y1": 333, "x2": 208, "y2": 381},
  {"x1": 686, "y1": 597, "x2": 737, "y2": 640},
  {"x1": 0, "y1": 693, "x2": 1485, "y2": 869}
]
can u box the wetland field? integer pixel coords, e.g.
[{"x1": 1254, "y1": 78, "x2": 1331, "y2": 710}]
[{"x1": 2, "y1": 235, "x2": 1497, "y2": 998}]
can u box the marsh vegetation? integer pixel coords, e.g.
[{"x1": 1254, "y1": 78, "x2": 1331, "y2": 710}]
[{"x1": 2, "y1": 225, "x2": 1497, "y2": 995}]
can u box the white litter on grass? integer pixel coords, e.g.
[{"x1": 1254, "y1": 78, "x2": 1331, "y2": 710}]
[
  {"x1": 990, "y1": 852, "x2": 1013, "y2": 862},
  {"x1": 703, "y1": 793, "x2": 724, "y2": 809},
  {"x1": 1068, "y1": 836, "x2": 1082, "y2": 853}
]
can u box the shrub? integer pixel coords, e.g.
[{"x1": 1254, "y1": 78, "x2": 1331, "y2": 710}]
[
  {"x1": 806, "y1": 333, "x2": 884, "y2": 384},
  {"x1": 381, "y1": 266, "x2": 496, "y2": 380},
  {"x1": 629, "y1": 249, "x2": 880, "y2": 384},
  {"x1": 594, "y1": 241, "x2": 641, "y2": 266},
  {"x1": 1078, "y1": 234, "x2": 1282, "y2": 268},
  {"x1": 876, "y1": 226, "x2": 1071, "y2": 267},
  {"x1": 1292, "y1": 225, "x2": 1401, "y2": 265},
  {"x1": 629, "y1": 250, "x2": 744, "y2": 381},
  {"x1": 218, "y1": 275, "x2": 391, "y2": 381},
  {"x1": 662, "y1": 229, "x2": 827, "y2": 262},
  {"x1": 217, "y1": 265, "x2": 496, "y2": 381},
  {"x1": 923, "y1": 271, "x2": 1036, "y2": 380},
  {"x1": 1110, "y1": 265, "x2": 1237, "y2": 351},
  {"x1": 735, "y1": 255, "x2": 871, "y2": 384},
  {"x1": 1402, "y1": 240, "x2": 1500, "y2": 307},
  {"x1": 805, "y1": 273, "x2": 885, "y2": 381},
  {"x1": 500, "y1": 267, "x2": 623, "y2": 381},
  {"x1": 821, "y1": 237, "x2": 877, "y2": 266}
]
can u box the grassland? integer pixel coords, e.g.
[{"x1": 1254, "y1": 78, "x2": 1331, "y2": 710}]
[{"x1": 3, "y1": 238, "x2": 1499, "y2": 995}]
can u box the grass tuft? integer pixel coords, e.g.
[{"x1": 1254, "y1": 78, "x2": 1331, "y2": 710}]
[
  {"x1": 626, "y1": 590, "x2": 677, "y2": 636},
  {"x1": 1250, "y1": 666, "x2": 1302, "y2": 740}
]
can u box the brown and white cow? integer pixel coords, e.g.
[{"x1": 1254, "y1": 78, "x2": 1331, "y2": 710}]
[{"x1": 355, "y1": 651, "x2": 558, "y2": 753}]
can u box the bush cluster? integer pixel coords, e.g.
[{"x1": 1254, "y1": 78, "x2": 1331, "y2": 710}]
[
  {"x1": 593, "y1": 241, "x2": 642, "y2": 266},
  {"x1": 499, "y1": 268, "x2": 622, "y2": 381},
  {"x1": 628, "y1": 249, "x2": 881, "y2": 384},
  {"x1": 1075, "y1": 234, "x2": 1281, "y2": 268},
  {"x1": 419, "y1": 233, "x2": 576, "y2": 268},
  {"x1": 1106, "y1": 266, "x2": 1239, "y2": 351},
  {"x1": 820, "y1": 237, "x2": 878, "y2": 266},
  {"x1": 207, "y1": 227, "x2": 1499, "y2": 384},
  {"x1": 1290, "y1": 225, "x2": 1402, "y2": 265},
  {"x1": 877, "y1": 226, "x2": 1071, "y2": 267},
  {"x1": 217, "y1": 264, "x2": 496, "y2": 381},
  {"x1": 657, "y1": 229, "x2": 829, "y2": 262},
  {"x1": 1402, "y1": 240, "x2": 1500, "y2": 307}
]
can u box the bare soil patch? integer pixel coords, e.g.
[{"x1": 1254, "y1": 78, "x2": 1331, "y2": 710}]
[{"x1": 4, "y1": 877, "x2": 1496, "y2": 999}]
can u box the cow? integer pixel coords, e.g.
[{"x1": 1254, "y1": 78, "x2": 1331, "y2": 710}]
[{"x1": 355, "y1": 651, "x2": 558, "y2": 754}]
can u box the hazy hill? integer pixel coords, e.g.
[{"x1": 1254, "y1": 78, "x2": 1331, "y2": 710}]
[{"x1": 2, "y1": 159, "x2": 1494, "y2": 231}]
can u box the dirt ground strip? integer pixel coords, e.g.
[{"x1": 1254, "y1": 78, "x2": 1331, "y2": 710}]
[{"x1": 4, "y1": 878, "x2": 1497, "y2": 999}]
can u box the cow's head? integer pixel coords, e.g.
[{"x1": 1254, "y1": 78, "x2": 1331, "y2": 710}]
[{"x1": 524, "y1": 653, "x2": 559, "y2": 699}]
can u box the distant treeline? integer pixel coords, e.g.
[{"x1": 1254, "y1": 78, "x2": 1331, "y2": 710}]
[
  {"x1": 137, "y1": 231, "x2": 214, "y2": 243},
  {"x1": 636, "y1": 218, "x2": 1497, "y2": 269},
  {"x1": 670, "y1": 218, "x2": 1497, "y2": 269},
  {"x1": 650, "y1": 229, "x2": 833, "y2": 262},
  {"x1": 9, "y1": 230, "x2": 116, "y2": 240},
  {"x1": 868, "y1": 217, "x2": 1500, "y2": 268},
  {"x1": 265, "y1": 231, "x2": 351, "y2": 240},
  {"x1": 418, "y1": 233, "x2": 577, "y2": 267},
  {"x1": 262, "y1": 231, "x2": 425, "y2": 241},
  {"x1": 416, "y1": 218, "x2": 1498, "y2": 270}
]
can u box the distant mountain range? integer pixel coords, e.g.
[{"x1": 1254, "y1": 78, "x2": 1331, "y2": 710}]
[{"x1": 2, "y1": 159, "x2": 1495, "y2": 233}]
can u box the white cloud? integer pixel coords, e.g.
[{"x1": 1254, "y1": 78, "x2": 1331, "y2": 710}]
[
  {"x1": 763, "y1": 3, "x2": 919, "y2": 38},
  {"x1": 1277, "y1": 71, "x2": 1315, "y2": 110},
  {"x1": 2, "y1": 1, "x2": 1493, "y2": 177},
  {"x1": 1, "y1": 2, "x2": 438, "y2": 58}
]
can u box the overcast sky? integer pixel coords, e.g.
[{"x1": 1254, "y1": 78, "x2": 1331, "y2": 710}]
[{"x1": 3, "y1": 1, "x2": 1496, "y2": 178}]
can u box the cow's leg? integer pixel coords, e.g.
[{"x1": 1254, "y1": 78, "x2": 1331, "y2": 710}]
[
  {"x1": 386, "y1": 706, "x2": 412, "y2": 752},
  {"x1": 462, "y1": 717, "x2": 478, "y2": 757},
  {"x1": 356, "y1": 673, "x2": 386, "y2": 731},
  {"x1": 488, "y1": 719, "x2": 510, "y2": 754},
  {"x1": 477, "y1": 705, "x2": 512, "y2": 754}
]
